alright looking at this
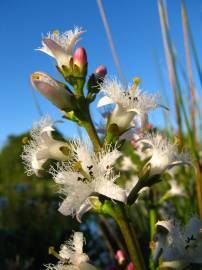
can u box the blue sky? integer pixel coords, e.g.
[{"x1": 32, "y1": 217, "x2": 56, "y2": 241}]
[{"x1": 0, "y1": 0, "x2": 202, "y2": 146}]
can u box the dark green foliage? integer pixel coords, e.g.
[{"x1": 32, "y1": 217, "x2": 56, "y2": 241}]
[{"x1": 0, "y1": 134, "x2": 78, "y2": 270}]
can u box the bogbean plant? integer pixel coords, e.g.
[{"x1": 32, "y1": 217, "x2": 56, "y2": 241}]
[{"x1": 21, "y1": 27, "x2": 202, "y2": 270}]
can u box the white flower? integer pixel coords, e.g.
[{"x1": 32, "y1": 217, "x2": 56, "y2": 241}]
[
  {"x1": 163, "y1": 179, "x2": 186, "y2": 199},
  {"x1": 153, "y1": 217, "x2": 202, "y2": 269},
  {"x1": 51, "y1": 140, "x2": 127, "y2": 221},
  {"x1": 46, "y1": 232, "x2": 96, "y2": 270},
  {"x1": 97, "y1": 78, "x2": 163, "y2": 131},
  {"x1": 120, "y1": 156, "x2": 137, "y2": 171},
  {"x1": 37, "y1": 27, "x2": 84, "y2": 67},
  {"x1": 139, "y1": 133, "x2": 190, "y2": 177},
  {"x1": 22, "y1": 116, "x2": 69, "y2": 177}
]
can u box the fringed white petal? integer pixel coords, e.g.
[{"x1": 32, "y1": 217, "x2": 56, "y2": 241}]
[
  {"x1": 59, "y1": 244, "x2": 73, "y2": 260},
  {"x1": 58, "y1": 182, "x2": 92, "y2": 216},
  {"x1": 97, "y1": 96, "x2": 114, "y2": 107},
  {"x1": 73, "y1": 232, "x2": 84, "y2": 254},
  {"x1": 71, "y1": 141, "x2": 94, "y2": 174},
  {"x1": 53, "y1": 170, "x2": 80, "y2": 184},
  {"x1": 184, "y1": 216, "x2": 202, "y2": 241},
  {"x1": 37, "y1": 27, "x2": 84, "y2": 67},
  {"x1": 98, "y1": 147, "x2": 121, "y2": 175},
  {"x1": 42, "y1": 38, "x2": 70, "y2": 67},
  {"x1": 99, "y1": 77, "x2": 162, "y2": 117},
  {"x1": 76, "y1": 199, "x2": 93, "y2": 223},
  {"x1": 94, "y1": 179, "x2": 126, "y2": 203}
]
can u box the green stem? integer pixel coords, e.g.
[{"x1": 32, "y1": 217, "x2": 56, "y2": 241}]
[
  {"x1": 102, "y1": 201, "x2": 145, "y2": 270},
  {"x1": 149, "y1": 188, "x2": 157, "y2": 270},
  {"x1": 149, "y1": 208, "x2": 156, "y2": 242},
  {"x1": 127, "y1": 180, "x2": 145, "y2": 205},
  {"x1": 74, "y1": 78, "x2": 85, "y2": 97},
  {"x1": 83, "y1": 108, "x2": 101, "y2": 152}
]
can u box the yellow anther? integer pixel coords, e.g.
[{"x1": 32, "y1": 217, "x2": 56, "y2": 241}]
[
  {"x1": 73, "y1": 161, "x2": 82, "y2": 171},
  {"x1": 22, "y1": 137, "x2": 29, "y2": 145},
  {"x1": 174, "y1": 136, "x2": 180, "y2": 145},
  {"x1": 53, "y1": 30, "x2": 60, "y2": 36},
  {"x1": 130, "y1": 77, "x2": 141, "y2": 95},
  {"x1": 31, "y1": 74, "x2": 40, "y2": 80},
  {"x1": 48, "y1": 246, "x2": 62, "y2": 260},
  {"x1": 149, "y1": 241, "x2": 156, "y2": 250},
  {"x1": 49, "y1": 246, "x2": 55, "y2": 255},
  {"x1": 133, "y1": 77, "x2": 141, "y2": 85}
]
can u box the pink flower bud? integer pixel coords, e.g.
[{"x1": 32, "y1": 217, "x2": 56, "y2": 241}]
[
  {"x1": 73, "y1": 47, "x2": 87, "y2": 67},
  {"x1": 127, "y1": 262, "x2": 134, "y2": 270},
  {"x1": 115, "y1": 250, "x2": 125, "y2": 264},
  {"x1": 94, "y1": 65, "x2": 107, "y2": 76},
  {"x1": 146, "y1": 123, "x2": 153, "y2": 130}
]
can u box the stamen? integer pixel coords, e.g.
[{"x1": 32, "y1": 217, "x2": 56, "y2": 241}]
[
  {"x1": 89, "y1": 171, "x2": 94, "y2": 177},
  {"x1": 77, "y1": 176, "x2": 88, "y2": 183},
  {"x1": 49, "y1": 246, "x2": 63, "y2": 261},
  {"x1": 130, "y1": 77, "x2": 141, "y2": 95},
  {"x1": 74, "y1": 162, "x2": 92, "y2": 181},
  {"x1": 22, "y1": 136, "x2": 29, "y2": 145},
  {"x1": 87, "y1": 165, "x2": 93, "y2": 171},
  {"x1": 149, "y1": 241, "x2": 156, "y2": 250},
  {"x1": 52, "y1": 30, "x2": 60, "y2": 36},
  {"x1": 31, "y1": 74, "x2": 40, "y2": 80}
]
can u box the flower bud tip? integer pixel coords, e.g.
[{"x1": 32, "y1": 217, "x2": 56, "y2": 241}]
[
  {"x1": 115, "y1": 250, "x2": 125, "y2": 264},
  {"x1": 94, "y1": 65, "x2": 107, "y2": 76},
  {"x1": 73, "y1": 47, "x2": 87, "y2": 66}
]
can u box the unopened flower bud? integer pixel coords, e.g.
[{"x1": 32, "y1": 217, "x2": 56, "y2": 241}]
[
  {"x1": 94, "y1": 65, "x2": 107, "y2": 77},
  {"x1": 115, "y1": 250, "x2": 125, "y2": 265},
  {"x1": 73, "y1": 47, "x2": 87, "y2": 68},
  {"x1": 127, "y1": 262, "x2": 134, "y2": 270},
  {"x1": 31, "y1": 72, "x2": 74, "y2": 111}
]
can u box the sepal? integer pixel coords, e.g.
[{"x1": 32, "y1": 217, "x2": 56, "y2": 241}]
[{"x1": 104, "y1": 123, "x2": 120, "y2": 146}]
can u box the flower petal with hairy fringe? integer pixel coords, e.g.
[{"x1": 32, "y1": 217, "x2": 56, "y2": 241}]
[
  {"x1": 37, "y1": 27, "x2": 84, "y2": 67},
  {"x1": 21, "y1": 116, "x2": 69, "y2": 176},
  {"x1": 51, "y1": 140, "x2": 127, "y2": 221}
]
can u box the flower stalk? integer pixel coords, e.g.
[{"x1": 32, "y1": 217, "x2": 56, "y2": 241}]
[
  {"x1": 82, "y1": 107, "x2": 101, "y2": 152},
  {"x1": 101, "y1": 200, "x2": 146, "y2": 270}
]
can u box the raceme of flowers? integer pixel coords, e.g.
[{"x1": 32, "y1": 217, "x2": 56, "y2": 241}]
[{"x1": 20, "y1": 26, "x2": 198, "y2": 270}]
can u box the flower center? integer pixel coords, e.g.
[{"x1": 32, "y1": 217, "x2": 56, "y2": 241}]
[{"x1": 76, "y1": 164, "x2": 95, "y2": 183}]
